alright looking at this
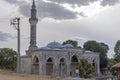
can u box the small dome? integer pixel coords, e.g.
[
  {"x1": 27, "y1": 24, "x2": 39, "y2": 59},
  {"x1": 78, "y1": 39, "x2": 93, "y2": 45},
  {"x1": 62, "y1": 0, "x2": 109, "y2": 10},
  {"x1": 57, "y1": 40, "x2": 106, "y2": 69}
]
[
  {"x1": 47, "y1": 41, "x2": 63, "y2": 48},
  {"x1": 63, "y1": 44, "x2": 73, "y2": 48},
  {"x1": 40, "y1": 47, "x2": 50, "y2": 50},
  {"x1": 84, "y1": 50, "x2": 92, "y2": 54}
]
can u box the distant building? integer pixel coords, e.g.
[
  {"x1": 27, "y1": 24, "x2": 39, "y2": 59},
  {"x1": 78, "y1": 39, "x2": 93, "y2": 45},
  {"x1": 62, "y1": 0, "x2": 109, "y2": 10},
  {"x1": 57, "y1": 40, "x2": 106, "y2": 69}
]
[{"x1": 20, "y1": 0, "x2": 100, "y2": 76}]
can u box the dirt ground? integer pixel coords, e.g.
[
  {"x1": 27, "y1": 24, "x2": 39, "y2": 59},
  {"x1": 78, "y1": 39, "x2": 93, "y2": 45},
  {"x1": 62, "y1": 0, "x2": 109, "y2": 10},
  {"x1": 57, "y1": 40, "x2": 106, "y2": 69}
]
[
  {"x1": 0, "y1": 70, "x2": 94, "y2": 80},
  {"x1": 0, "y1": 70, "x2": 58, "y2": 80}
]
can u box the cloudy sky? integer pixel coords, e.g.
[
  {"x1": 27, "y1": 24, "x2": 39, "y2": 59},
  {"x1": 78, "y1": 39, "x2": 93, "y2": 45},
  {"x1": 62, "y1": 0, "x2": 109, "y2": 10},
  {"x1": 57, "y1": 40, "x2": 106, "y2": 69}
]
[{"x1": 0, "y1": 0, "x2": 120, "y2": 58}]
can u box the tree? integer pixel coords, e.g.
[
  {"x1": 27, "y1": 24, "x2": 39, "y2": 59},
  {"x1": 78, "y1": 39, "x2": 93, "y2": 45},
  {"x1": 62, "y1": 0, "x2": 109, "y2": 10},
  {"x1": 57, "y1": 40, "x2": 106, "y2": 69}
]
[
  {"x1": 0, "y1": 48, "x2": 17, "y2": 70},
  {"x1": 83, "y1": 41, "x2": 109, "y2": 69},
  {"x1": 114, "y1": 40, "x2": 120, "y2": 62},
  {"x1": 108, "y1": 58, "x2": 117, "y2": 67},
  {"x1": 62, "y1": 40, "x2": 78, "y2": 47},
  {"x1": 79, "y1": 59, "x2": 94, "y2": 78}
]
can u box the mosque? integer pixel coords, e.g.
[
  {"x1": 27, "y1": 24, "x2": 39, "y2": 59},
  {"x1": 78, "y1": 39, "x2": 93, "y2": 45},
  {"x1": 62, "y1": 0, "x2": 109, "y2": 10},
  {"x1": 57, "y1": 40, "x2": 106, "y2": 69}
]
[{"x1": 20, "y1": 0, "x2": 100, "y2": 76}]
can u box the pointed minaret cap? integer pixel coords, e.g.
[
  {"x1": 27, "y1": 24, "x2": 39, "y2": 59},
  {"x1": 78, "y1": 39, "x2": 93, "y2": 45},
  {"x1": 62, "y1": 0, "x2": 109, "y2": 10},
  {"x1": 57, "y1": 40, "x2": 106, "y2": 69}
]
[{"x1": 32, "y1": 0, "x2": 36, "y2": 9}]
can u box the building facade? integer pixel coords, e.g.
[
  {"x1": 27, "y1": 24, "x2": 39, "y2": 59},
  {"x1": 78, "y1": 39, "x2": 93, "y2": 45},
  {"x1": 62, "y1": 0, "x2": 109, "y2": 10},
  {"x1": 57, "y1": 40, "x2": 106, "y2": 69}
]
[{"x1": 20, "y1": 0, "x2": 100, "y2": 76}]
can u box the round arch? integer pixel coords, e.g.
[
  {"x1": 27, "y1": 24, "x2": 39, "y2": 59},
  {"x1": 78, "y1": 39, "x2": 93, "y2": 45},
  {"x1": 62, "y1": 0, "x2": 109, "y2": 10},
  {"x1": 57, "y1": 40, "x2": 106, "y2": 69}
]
[
  {"x1": 92, "y1": 59, "x2": 97, "y2": 74},
  {"x1": 33, "y1": 56, "x2": 39, "y2": 63},
  {"x1": 32, "y1": 56, "x2": 39, "y2": 74},
  {"x1": 92, "y1": 59, "x2": 95, "y2": 67},
  {"x1": 60, "y1": 58, "x2": 66, "y2": 63},
  {"x1": 59, "y1": 58, "x2": 66, "y2": 76},
  {"x1": 71, "y1": 55, "x2": 79, "y2": 76},
  {"x1": 71, "y1": 55, "x2": 79, "y2": 62},
  {"x1": 46, "y1": 57, "x2": 54, "y2": 75}
]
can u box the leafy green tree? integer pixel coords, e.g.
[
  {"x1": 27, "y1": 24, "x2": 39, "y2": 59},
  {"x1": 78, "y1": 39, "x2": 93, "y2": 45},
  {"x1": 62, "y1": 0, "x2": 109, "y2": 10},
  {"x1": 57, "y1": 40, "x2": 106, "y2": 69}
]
[
  {"x1": 108, "y1": 58, "x2": 117, "y2": 67},
  {"x1": 83, "y1": 41, "x2": 109, "y2": 69},
  {"x1": 79, "y1": 59, "x2": 94, "y2": 78},
  {"x1": 0, "y1": 48, "x2": 17, "y2": 70},
  {"x1": 62, "y1": 40, "x2": 78, "y2": 47},
  {"x1": 107, "y1": 58, "x2": 116, "y2": 76},
  {"x1": 114, "y1": 40, "x2": 120, "y2": 62}
]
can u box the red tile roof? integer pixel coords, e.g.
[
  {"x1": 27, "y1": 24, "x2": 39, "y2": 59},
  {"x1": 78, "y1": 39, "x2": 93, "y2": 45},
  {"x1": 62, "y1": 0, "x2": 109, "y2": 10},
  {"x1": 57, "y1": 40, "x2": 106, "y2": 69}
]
[{"x1": 112, "y1": 62, "x2": 120, "y2": 68}]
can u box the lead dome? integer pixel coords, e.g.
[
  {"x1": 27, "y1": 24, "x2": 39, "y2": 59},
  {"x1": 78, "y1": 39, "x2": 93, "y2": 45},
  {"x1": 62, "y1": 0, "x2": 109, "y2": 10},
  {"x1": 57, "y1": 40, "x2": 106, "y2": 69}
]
[
  {"x1": 46, "y1": 41, "x2": 63, "y2": 48},
  {"x1": 63, "y1": 44, "x2": 73, "y2": 48}
]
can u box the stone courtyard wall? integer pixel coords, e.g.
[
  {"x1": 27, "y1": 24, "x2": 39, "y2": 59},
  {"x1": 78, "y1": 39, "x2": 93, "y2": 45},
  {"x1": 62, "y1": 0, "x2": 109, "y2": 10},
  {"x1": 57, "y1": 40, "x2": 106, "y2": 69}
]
[{"x1": 21, "y1": 56, "x2": 32, "y2": 74}]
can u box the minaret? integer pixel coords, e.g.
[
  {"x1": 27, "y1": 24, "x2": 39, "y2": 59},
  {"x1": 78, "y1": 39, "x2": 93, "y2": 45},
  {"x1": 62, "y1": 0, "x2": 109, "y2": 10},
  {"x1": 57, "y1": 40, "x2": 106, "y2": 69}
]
[{"x1": 29, "y1": 0, "x2": 38, "y2": 50}]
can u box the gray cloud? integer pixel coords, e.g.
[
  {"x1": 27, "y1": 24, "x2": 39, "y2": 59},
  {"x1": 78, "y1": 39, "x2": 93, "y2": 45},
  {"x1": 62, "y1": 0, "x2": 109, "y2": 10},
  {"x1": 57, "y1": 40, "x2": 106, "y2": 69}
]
[
  {"x1": 18, "y1": 3, "x2": 30, "y2": 17},
  {"x1": 0, "y1": 32, "x2": 13, "y2": 41},
  {"x1": 4, "y1": 0, "x2": 119, "y2": 20},
  {"x1": 47, "y1": 0, "x2": 98, "y2": 6},
  {"x1": 101, "y1": 0, "x2": 119, "y2": 6},
  {"x1": 4, "y1": 0, "x2": 18, "y2": 4},
  {"x1": 18, "y1": 0, "x2": 77, "y2": 20},
  {"x1": 47, "y1": 0, "x2": 119, "y2": 6},
  {"x1": 4, "y1": 0, "x2": 25, "y2": 5},
  {"x1": 37, "y1": 1, "x2": 77, "y2": 20}
]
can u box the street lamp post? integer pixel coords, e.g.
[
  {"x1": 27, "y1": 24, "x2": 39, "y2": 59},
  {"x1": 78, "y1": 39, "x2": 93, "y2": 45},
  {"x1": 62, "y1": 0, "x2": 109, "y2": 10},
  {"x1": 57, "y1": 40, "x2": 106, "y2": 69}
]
[{"x1": 11, "y1": 17, "x2": 21, "y2": 73}]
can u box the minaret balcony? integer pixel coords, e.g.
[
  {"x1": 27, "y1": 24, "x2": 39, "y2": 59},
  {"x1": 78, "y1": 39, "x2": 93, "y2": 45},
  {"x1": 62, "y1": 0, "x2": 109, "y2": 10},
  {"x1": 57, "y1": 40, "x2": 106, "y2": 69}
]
[{"x1": 29, "y1": 18, "x2": 38, "y2": 25}]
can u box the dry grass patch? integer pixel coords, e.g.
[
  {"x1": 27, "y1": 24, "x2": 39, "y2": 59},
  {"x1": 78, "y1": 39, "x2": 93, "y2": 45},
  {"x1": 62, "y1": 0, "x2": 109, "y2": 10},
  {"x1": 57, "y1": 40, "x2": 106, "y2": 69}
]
[
  {"x1": 0, "y1": 69, "x2": 59, "y2": 80},
  {"x1": 0, "y1": 70, "x2": 95, "y2": 80}
]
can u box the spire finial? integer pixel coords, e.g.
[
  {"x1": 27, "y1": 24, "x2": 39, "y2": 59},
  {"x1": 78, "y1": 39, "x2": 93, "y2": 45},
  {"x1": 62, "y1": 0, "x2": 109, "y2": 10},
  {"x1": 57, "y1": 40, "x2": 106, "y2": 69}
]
[
  {"x1": 32, "y1": 0, "x2": 36, "y2": 9},
  {"x1": 33, "y1": 0, "x2": 35, "y2": 5}
]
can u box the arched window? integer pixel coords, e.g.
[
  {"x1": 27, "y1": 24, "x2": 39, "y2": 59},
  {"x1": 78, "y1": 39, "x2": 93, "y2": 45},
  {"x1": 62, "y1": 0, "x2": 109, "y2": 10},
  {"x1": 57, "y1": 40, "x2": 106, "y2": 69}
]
[
  {"x1": 60, "y1": 58, "x2": 65, "y2": 65},
  {"x1": 71, "y1": 55, "x2": 79, "y2": 76},
  {"x1": 60, "y1": 58, "x2": 65, "y2": 63},
  {"x1": 33, "y1": 56, "x2": 39, "y2": 63},
  {"x1": 46, "y1": 57, "x2": 54, "y2": 75},
  {"x1": 59, "y1": 58, "x2": 66, "y2": 76},
  {"x1": 32, "y1": 56, "x2": 39, "y2": 74},
  {"x1": 92, "y1": 59, "x2": 95, "y2": 67},
  {"x1": 47, "y1": 58, "x2": 53, "y2": 63},
  {"x1": 71, "y1": 55, "x2": 78, "y2": 62}
]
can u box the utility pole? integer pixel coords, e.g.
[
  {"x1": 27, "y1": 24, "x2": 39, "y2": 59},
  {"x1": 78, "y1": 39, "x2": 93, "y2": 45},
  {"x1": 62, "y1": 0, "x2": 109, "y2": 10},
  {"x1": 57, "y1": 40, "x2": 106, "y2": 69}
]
[{"x1": 11, "y1": 17, "x2": 21, "y2": 73}]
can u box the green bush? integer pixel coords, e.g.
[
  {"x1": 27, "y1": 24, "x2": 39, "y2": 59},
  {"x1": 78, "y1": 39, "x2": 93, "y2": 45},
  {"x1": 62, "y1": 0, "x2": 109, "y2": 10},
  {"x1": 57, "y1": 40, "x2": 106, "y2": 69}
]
[
  {"x1": 0, "y1": 48, "x2": 17, "y2": 70},
  {"x1": 79, "y1": 59, "x2": 94, "y2": 78}
]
